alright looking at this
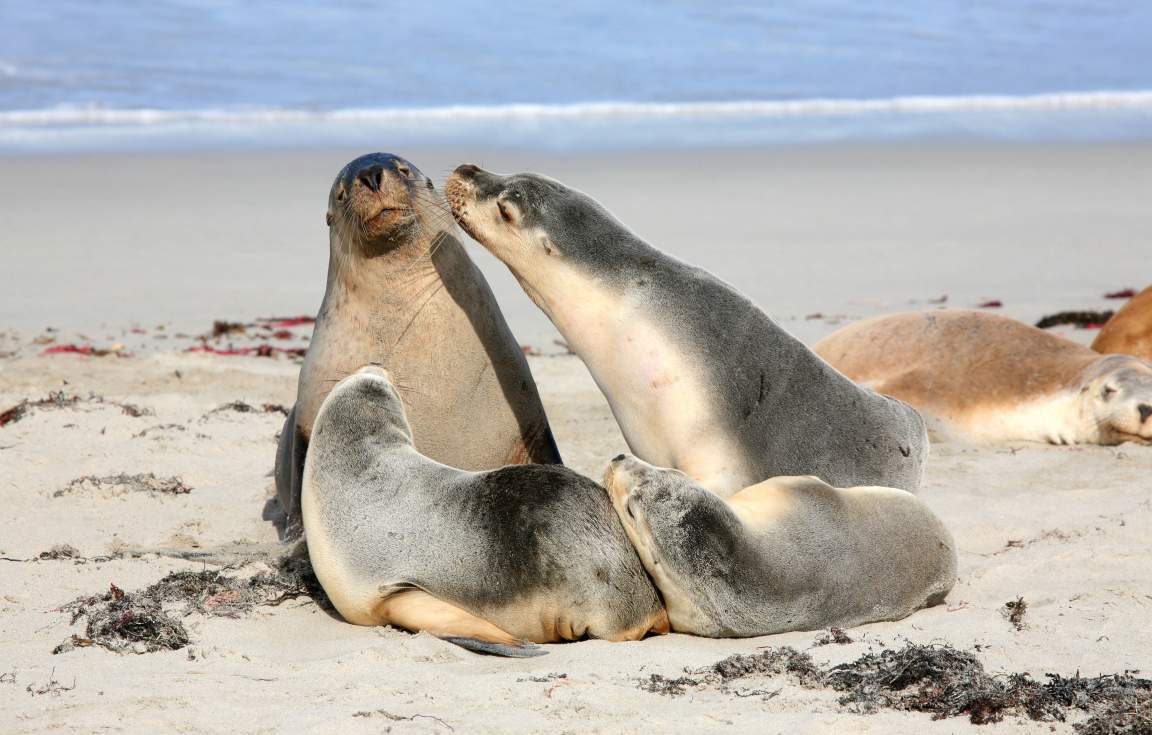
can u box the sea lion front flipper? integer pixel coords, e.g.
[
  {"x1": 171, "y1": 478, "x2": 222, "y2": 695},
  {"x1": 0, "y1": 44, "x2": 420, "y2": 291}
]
[{"x1": 439, "y1": 637, "x2": 548, "y2": 658}]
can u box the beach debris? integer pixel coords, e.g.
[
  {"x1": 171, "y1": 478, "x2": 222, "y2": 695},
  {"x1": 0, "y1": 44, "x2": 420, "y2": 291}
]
[
  {"x1": 814, "y1": 627, "x2": 854, "y2": 646},
  {"x1": 25, "y1": 668, "x2": 75, "y2": 697},
  {"x1": 352, "y1": 710, "x2": 454, "y2": 730},
  {"x1": 1035, "y1": 311, "x2": 1114, "y2": 330},
  {"x1": 132, "y1": 423, "x2": 187, "y2": 439},
  {"x1": 522, "y1": 345, "x2": 542, "y2": 356},
  {"x1": 56, "y1": 559, "x2": 319, "y2": 655},
  {"x1": 186, "y1": 343, "x2": 306, "y2": 359},
  {"x1": 1003, "y1": 597, "x2": 1028, "y2": 630},
  {"x1": 53, "y1": 472, "x2": 192, "y2": 499},
  {"x1": 38, "y1": 544, "x2": 81, "y2": 561},
  {"x1": 637, "y1": 642, "x2": 1152, "y2": 730},
  {"x1": 0, "y1": 671, "x2": 15, "y2": 685},
  {"x1": 641, "y1": 648, "x2": 822, "y2": 697},
  {"x1": 977, "y1": 299, "x2": 1003, "y2": 308},
  {"x1": 41, "y1": 343, "x2": 129, "y2": 357},
  {"x1": 1105, "y1": 288, "x2": 1137, "y2": 300},
  {"x1": 517, "y1": 672, "x2": 568, "y2": 683},
  {"x1": 212, "y1": 320, "x2": 247, "y2": 338},
  {"x1": 0, "y1": 391, "x2": 150, "y2": 429},
  {"x1": 207, "y1": 401, "x2": 288, "y2": 416},
  {"x1": 259, "y1": 315, "x2": 315, "y2": 328}
]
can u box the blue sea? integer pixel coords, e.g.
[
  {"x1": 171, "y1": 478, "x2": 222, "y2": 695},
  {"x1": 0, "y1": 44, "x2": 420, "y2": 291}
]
[{"x1": 2, "y1": 0, "x2": 1152, "y2": 152}]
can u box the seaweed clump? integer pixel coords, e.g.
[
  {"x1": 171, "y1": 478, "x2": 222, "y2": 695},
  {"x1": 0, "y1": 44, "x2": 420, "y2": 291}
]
[
  {"x1": 55, "y1": 557, "x2": 318, "y2": 655},
  {"x1": 638, "y1": 642, "x2": 1152, "y2": 731},
  {"x1": 53, "y1": 472, "x2": 192, "y2": 498}
]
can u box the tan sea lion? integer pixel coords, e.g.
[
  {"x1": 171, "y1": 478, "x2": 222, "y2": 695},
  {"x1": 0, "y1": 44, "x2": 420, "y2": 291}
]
[
  {"x1": 1093, "y1": 286, "x2": 1152, "y2": 362},
  {"x1": 602, "y1": 454, "x2": 956, "y2": 637},
  {"x1": 445, "y1": 165, "x2": 927, "y2": 497},
  {"x1": 814, "y1": 310, "x2": 1152, "y2": 445},
  {"x1": 275, "y1": 153, "x2": 561, "y2": 540},
  {"x1": 303, "y1": 367, "x2": 668, "y2": 656}
]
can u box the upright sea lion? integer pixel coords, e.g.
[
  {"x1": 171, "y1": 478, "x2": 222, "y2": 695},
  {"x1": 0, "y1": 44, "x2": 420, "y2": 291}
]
[
  {"x1": 275, "y1": 153, "x2": 560, "y2": 540},
  {"x1": 603, "y1": 454, "x2": 956, "y2": 637},
  {"x1": 303, "y1": 367, "x2": 668, "y2": 656},
  {"x1": 814, "y1": 310, "x2": 1152, "y2": 445},
  {"x1": 445, "y1": 165, "x2": 927, "y2": 496},
  {"x1": 1093, "y1": 286, "x2": 1152, "y2": 362}
]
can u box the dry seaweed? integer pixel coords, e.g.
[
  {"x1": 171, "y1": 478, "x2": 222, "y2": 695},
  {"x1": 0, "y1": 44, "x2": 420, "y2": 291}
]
[
  {"x1": 0, "y1": 390, "x2": 150, "y2": 429},
  {"x1": 56, "y1": 557, "x2": 322, "y2": 654},
  {"x1": 1003, "y1": 597, "x2": 1028, "y2": 630},
  {"x1": 1036, "y1": 311, "x2": 1114, "y2": 329},
  {"x1": 694, "y1": 648, "x2": 822, "y2": 687},
  {"x1": 638, "y1": 642, "x2": 1152, "y2": 730},
  {"x1": 53, "y1": 472, "x2": 192, "y2": 498},
  {"x1": 814, "y1": 627, "x2": 854, "y2": 646},
  {"x1": 38, "y1": 544, "x2": 81, "y2": 560},
  {"x1": 208, "y1": 401, "x2": 288, "y2": 416},
  {"x1": 352, "y1": 709, "x2": 454, "y2": 730},
  {"x1": 25, "y1": 668, "x2": 76, "y2": 696}
]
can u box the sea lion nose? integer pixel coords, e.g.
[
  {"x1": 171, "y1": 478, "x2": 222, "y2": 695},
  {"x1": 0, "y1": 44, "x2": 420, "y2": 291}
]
[
  {"x1": 355, "y1": 164, "x2": 385, "y2": 193},
  {"x1": 1139, "y1": 404, "x2": 1152, "y2": 423}
]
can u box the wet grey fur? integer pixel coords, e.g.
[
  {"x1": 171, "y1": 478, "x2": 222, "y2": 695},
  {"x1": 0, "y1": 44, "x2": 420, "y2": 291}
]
[
  {"x1": 612, "y1": 457, "x2": 956, "y2": 637},
  {"x1": 303, "y1": 369, "x2": 664, "y2": 642},
  {"x1": 459, "y1": 170, "x2": 928, "y2": 493}
]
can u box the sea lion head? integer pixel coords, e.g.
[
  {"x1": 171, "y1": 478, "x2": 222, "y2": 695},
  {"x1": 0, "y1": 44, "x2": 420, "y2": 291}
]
[
  {"x1": 315, "y1": 365, "x2": 414, "y2": 448},
  {"x1": 445, "y1": 164, "x2": 633, "y2": 282},
  {"x1": 602, "y1": 453, "x2": 743, "y2": 635},
  {"x1": 1081, "y1": 355, "x2": 1152, "y2": 444},
  {"x1": 326, "y1": 153, "x2": 440, "y2": 256}
]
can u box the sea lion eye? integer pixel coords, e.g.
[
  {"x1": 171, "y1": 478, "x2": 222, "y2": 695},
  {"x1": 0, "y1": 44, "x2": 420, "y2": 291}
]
[
  {"x1": 336, "y1": 187, "x2": 347, "y2": 203},
  {"x1": 497, "y1": 200, "x2": 514, "y2": 223},
  {"x1": 395, "y1": 162, "x2": 412, "y2": 178},
  {"x1": 1101, "y1": 385, "x2": 1118, "y2": 400}
]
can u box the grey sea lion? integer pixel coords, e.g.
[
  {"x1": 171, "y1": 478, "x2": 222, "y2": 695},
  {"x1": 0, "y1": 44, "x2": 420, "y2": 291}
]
[
  {"x1": 814, "y1": 310, "x2": 1152, "y2": 445},
  {"x1": 274, "y1": 153, "x2": 560, "y2": 540},
  {"x1": 445, "y1": 165, "x2": 927, "y2": 496},
  {"x1": 602, "y1": 454, "x2": 957, "y2": 637},
  {"x1": 302, "y1": 367, "x2": 669, "y2": 656}
]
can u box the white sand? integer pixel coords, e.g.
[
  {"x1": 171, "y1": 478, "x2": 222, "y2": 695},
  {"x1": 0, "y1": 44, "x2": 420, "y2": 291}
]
[{"x1": 1, "y1": 144, "x2": 1150, "y2": 733}]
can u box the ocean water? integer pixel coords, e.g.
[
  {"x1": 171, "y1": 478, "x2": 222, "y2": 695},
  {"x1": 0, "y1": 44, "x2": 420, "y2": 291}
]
[{"x1": 2, "y1": 0, "x2": 1152, "y2": 151}]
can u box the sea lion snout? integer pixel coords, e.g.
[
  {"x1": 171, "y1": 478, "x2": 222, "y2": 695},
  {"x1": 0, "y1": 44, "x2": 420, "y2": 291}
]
[{"x1": 1140, "y1": 404, "x2": 1152, "y2": 423}]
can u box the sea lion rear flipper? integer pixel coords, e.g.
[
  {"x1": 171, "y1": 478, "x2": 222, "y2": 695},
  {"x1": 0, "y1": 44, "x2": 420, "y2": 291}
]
[
  {"x1": 439, "y1": 636, "x2": 547, "y2": 658},
  {"x1": 377, "y1": 589, "x2": 545, "y2": 656}
]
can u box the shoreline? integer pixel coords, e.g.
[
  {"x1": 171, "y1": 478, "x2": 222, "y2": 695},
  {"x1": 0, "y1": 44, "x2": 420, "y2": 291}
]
[{"x1": 1, "y1": 140, "x2": 1148, "y2": 346}]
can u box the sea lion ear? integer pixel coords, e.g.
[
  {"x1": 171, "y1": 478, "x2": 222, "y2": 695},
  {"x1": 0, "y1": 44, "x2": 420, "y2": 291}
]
[
  {"x1": 326, "y1": 211, "x2": 334, "y2": 227},
  {"x1": 540, "y1": 233, "x2": 556, "y2": 256}
]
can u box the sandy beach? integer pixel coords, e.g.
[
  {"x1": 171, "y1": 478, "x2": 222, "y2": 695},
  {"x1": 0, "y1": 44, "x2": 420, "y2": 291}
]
[{"x1": 1, "y1": 143, "x2": 1150, "y2": 733}]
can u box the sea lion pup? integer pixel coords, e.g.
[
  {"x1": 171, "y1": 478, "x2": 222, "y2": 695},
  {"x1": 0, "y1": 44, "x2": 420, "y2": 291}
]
[
  {"x1": 302, "y1": 367, "x2": 668, "y2": 656},
  {"x1": 275, "y1": 153, "x2": 560, "y2": 540},
  {"x1": 445, "y1": 165, "x2": 927, "y2": 496},
  {"x1": 602, "y1": 455, "x2": 956, "y2": 637},
  {"x1": 1093, "y1": 286, "x2": 1152, "y2": 362},
  {"x1": 814, "y1": 310, "x2": 1152, "y2": 445}
]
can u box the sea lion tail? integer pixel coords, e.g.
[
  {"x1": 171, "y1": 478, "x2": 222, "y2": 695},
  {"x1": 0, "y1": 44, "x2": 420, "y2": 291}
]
[{"x1": 440, "y1": 636, "x2": 548, "y2": 658}]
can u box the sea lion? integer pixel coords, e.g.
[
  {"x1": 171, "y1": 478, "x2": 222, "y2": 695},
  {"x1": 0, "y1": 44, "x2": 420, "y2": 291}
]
[
  {"x1": 275, "y1": 153, "x2": 561, "y2": 540},
  {"x1": 813, "y1": 310, "x2": 1152, "y2": 445},
  {"x1": 302, "y1": 366, "x2": 669, "y2": 656},
  {"x1": 1093, "y1": 286, "x2": 1152, "y2": 362},
  {"x1": 445, "y1": 165, "x2": 927, "y2": 496},
  {"x1": 602, "y1": 454, "x2": 956, "y2": 637}
]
